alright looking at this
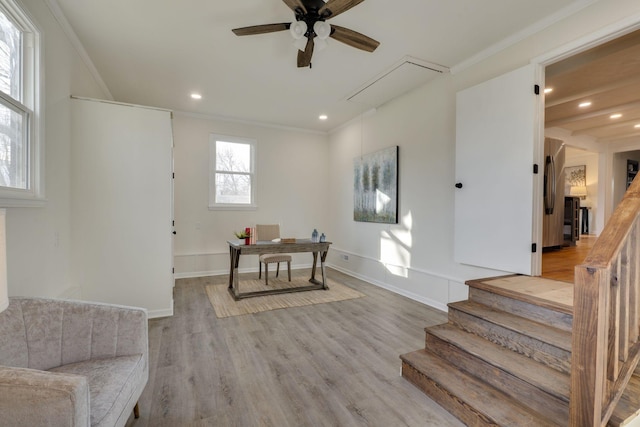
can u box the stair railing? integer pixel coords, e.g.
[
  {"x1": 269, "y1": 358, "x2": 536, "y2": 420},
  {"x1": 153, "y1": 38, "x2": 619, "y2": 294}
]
[{"x1": 570, "y1": 177, "x2": 640, "y2": 426}]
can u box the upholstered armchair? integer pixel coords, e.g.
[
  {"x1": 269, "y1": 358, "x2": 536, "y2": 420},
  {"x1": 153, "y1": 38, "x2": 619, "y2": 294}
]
[
  {"x1": 256, "y1": 224, "x2": 291, "y2": 285},
  {"x1": 0, "y1": 297, "x2": 148, "y2": 427}
]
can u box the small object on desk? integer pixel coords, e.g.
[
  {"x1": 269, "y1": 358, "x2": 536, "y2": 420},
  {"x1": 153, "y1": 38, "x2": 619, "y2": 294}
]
[
  {"x1": 311, "y1": 228, "x2": 319, "y2": 243},
  {"x1": 281, "y1": 238, "x2": 296, "y2": 243},
  {"x1": 320, "y1": 233, "x2": 326, "y2": 242}
]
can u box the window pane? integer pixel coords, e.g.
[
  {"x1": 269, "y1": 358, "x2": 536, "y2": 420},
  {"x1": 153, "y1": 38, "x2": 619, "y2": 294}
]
[
  {"x1": 0, "y1": 102, "x2": 26, "y2": 189},
  {"x1": 215, "y1": 173, "x2": 251, "y2": 204},
  {"x1": 216, "y1": 141, "x2": 250, "y2": 172},
  {"x1": 0, "y1": 11, "x2": 21, "y2": 101}
]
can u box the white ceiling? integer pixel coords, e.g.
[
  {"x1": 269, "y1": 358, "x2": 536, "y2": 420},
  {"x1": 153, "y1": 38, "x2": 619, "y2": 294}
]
[
  {"x1": 53, "y1": 0, "x2": 587, "y2": 132},
  {"x1": 545, "y1": 28, "x2": 640, "y2": 144}
]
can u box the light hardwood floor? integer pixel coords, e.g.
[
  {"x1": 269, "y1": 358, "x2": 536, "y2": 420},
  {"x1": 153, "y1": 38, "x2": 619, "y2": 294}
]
[
  {"x1": 541, "y1": 234, "x2": 597, "y2": 283},
  {"x1": 126, "y1": 268, "x2": 464, "y2": 427}
]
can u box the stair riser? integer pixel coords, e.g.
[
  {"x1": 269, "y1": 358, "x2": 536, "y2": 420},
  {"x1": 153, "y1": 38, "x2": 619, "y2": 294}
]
[
  {"x1": 425, "y1": 332, "x2": 569, "y2": 422},
  {"x1": 448, "y1": 309, "x2": 571, "y2": 374},
  {"x1": 401, "y1": 360, "x2": 502, "y2": 427},
  {"x1": 469, "y1": 288, "x2": 573, "y2": 332}
]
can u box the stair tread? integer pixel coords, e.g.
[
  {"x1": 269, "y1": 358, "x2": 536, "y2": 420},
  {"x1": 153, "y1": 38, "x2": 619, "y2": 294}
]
[
  {"x1": 611, "y1": 373, "x2": 640, "y2": 426},
  {"x1": 466, "y1": 275, "x2": 573, "y2": 315},
  {"x1": 450, "y1": 300, "x2": 572, "y2": 352},
  {"x1": 427, "y1": 323, "x2": 570, "y2": 402},
  {"x1": 401, "y1": 349, "x2": 560, "y2": 426}
]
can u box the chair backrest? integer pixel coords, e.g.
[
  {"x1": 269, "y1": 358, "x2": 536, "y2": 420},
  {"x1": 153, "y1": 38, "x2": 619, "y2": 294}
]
[{"x1": 256, "y1": 224, "x2": 280, "y2": 241}]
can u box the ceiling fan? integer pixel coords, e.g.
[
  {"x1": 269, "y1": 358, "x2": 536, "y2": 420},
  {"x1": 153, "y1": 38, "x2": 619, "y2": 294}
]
[{"x1": 232, "y1": 0, "x2": 380, "y2": 68}]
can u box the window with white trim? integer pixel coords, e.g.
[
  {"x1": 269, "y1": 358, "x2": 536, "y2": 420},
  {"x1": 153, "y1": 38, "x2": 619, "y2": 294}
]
[
  {"x1": 0, "y1": 0, "x2": 42, "y2": 206},
  {"x1": 209, "y1": 134, "x2": 256, "y2": 210}
]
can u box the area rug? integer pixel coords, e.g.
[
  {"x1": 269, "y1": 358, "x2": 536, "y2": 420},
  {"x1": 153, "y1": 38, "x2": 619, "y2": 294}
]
[{"x1": 206, "y1": 276, "x2": 365, "y2": 318}]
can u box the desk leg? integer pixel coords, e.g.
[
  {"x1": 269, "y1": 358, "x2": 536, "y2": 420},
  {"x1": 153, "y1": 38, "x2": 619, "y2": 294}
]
[
  {"x1": 309, "y1": 250, "x2": 329, "y2": 290},
  {"x1": 228, "y1": 247, "x2": 241, "y2": 299},
  {"x1": 320, "y1": 249, "x2": 329, "y2": 290},
  {"x1": 228, "y1": 246, "x2": 234, "y2": 289},
  {"x1": 311, "y1": 251, "x2": 318, "y2": 281}
]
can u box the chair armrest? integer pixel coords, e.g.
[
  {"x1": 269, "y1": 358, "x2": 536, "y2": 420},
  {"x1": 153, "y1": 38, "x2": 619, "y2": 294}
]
[{"x1": 0, "y1": 366, "x2": 90, "y2": 426}]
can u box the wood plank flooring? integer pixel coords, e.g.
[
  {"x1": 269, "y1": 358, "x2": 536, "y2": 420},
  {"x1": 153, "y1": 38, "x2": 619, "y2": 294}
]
[
  {"x1": 541, "y1": 234, "x2": 597, "y2": 283},
  {"x1": 126, "y1": 268, "x2": 464, "y2": 427}
]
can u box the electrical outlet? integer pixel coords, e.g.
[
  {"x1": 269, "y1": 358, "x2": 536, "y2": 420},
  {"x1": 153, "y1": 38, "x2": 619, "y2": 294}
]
[{"x1": 341, "y1": 254, "x2": 349, "y2": 261}]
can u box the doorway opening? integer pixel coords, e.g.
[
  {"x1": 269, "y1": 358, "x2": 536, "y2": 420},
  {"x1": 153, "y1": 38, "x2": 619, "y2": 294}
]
[{"x1": 540, "y1": 27, "x2": 640, "y2": 282}]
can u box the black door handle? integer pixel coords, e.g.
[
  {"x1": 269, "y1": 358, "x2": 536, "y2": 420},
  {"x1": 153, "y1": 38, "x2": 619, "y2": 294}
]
[{"x1": 455, "y1": 183, "x2": 463, "y2": 189}]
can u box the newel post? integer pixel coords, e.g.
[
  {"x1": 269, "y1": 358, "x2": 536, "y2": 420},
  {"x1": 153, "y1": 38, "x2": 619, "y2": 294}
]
[{"x1": 570, "y1": 265, "x2": 610, "y2": 426}]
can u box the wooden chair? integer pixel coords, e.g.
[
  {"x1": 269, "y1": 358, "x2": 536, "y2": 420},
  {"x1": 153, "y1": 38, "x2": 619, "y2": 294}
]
[{"x1": 256, "y1": 224, "x2": 291, "y2": 286}]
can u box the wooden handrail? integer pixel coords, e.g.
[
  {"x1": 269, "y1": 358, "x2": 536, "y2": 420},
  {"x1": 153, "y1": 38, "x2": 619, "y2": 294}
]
[{"x1": 570, "y1": 177, "x2": 640, "y2": 426}]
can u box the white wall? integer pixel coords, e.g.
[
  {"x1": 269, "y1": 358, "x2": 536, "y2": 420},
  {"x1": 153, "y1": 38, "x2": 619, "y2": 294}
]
[
  {"x1": 613, "y1": 150, "x2": 640, "y2": 207},
  {"x1": 172, "y1": 113, "x2": 330, "y2": 278},
  {"x1": 565, "y1": 147, "x2": 599, "y2": 235},
  {"x1": 6, "y1": 0, "x2": 107, "y2": 299},
  {"x1": 327, "y1": 0, "x2": 640, "y2": 310}
]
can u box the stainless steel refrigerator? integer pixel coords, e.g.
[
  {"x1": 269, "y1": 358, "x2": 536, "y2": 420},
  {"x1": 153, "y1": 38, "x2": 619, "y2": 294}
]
[{"x1": 543, "y1": 137, "x2": 565, "y2": 248}]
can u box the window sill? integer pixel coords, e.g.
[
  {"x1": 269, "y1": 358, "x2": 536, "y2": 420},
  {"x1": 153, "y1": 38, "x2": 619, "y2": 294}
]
[
  {"x1": 0, "y1": 198, "x2": 46, "y2": 208},
  {"x1": 208, "y1": 204, "x2": 257, "y2": 211}
]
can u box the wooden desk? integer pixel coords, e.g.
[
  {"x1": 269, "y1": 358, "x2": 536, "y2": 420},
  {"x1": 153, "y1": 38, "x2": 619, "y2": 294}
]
[{"x1": 227, "y1": 239, "x2": 332, "y2": 300}]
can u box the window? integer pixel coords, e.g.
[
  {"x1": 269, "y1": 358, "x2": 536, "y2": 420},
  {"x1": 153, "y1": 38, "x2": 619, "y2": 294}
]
[
  {"x1": 0, "y1": 0, "x2": 42, "y2": 206},
  {"x1": 209, "y1": 134, "x2": 256, "y2": 210}
]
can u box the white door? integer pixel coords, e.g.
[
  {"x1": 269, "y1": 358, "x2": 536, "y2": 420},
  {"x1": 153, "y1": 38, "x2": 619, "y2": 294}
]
[
  {"x1": 71, "y1": 98, "x2": 174, "y2": 317},
  {"x1": 454, "y1": 64, "x2": 541, "y2": 275}
]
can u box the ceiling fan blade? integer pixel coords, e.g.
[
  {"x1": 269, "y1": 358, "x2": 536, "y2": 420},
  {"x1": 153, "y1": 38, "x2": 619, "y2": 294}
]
[
  {"x1": 319, "y1": 0, "x2": 365, "y2": 19},
  {"x1": 330, "y1": 25, "x2": 379, "y2": 52},
  {"x1": 232, "y1": 23, "x2": 290, "y2": 36},
  {"x1": 297, "y1": 38, "x2": 314, "y2": 68},
  {"x1": 282, "y1": 0, "x2": 307, "y2": 14}
]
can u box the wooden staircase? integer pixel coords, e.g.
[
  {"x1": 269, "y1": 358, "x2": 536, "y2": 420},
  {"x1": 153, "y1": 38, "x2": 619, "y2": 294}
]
[{"x1": 400, "y1": 275, "x2": 640, "y2": 427}]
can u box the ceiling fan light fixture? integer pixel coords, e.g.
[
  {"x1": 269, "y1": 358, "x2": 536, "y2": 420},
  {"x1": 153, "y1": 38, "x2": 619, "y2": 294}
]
[
  {"x1": 315, "y1": 37, "x2": 328, "y2": 51},
  {"x1": 289, "y1": 20, "x2": 307, "y2": 39},
  {"x1": 293, "y1": 36, "x2": 308, "y2": 51},
  {"x1": 314, "y1": 21, "x2": 331, "y2": 40}
]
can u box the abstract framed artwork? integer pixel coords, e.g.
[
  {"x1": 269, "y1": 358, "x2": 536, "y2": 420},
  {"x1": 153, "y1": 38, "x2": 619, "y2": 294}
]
[
  {"x1": 565, "y1": 164, "x2": 587, "y2": 199},
  {"x1": 565, "y1": 165, "x2": 586, "y2": 188},
  {"x1": 353, "y1": 146, "x2": 398, "y2": 223}
]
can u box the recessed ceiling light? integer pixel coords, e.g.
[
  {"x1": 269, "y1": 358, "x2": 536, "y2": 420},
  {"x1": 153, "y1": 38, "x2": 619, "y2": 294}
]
[
  {"x1": 635, "y1": 124, "x2": 640, "y2": 129},
  {"x1": 610, "y1": 113, "x2": 622, "y2": 119},
  {"x1": 319, "y1": 114, "x2": 328, "y2": 120},
  {"x1": 544, "y1": 88, "x2": 553, "y2": 94},
  {"x1": 190, "y1": 93, "x2": 202, "y2": 100},
  {"x1": 578, "y1": 101, "x2": 592, "y2": 108}
]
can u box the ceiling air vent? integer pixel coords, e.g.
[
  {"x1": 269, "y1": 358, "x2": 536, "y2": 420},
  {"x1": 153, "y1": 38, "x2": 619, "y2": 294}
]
[{"x1": 347, "y1": 56, "x2": 449, "y2": 107}]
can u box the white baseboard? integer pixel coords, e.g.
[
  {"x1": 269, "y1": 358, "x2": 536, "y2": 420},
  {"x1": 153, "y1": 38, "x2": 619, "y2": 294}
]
[
  {"x1": 148, "y1": 300, "x2": 174, "y2": 319},
  {"x1": 327, "y1": 264, "x2": 449, "y2": 312}
]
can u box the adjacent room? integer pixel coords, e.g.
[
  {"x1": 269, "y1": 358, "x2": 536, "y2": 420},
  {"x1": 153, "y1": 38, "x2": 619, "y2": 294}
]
[{"x1": 2, "y1": 0, "x2": 640, "y2": 426}]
